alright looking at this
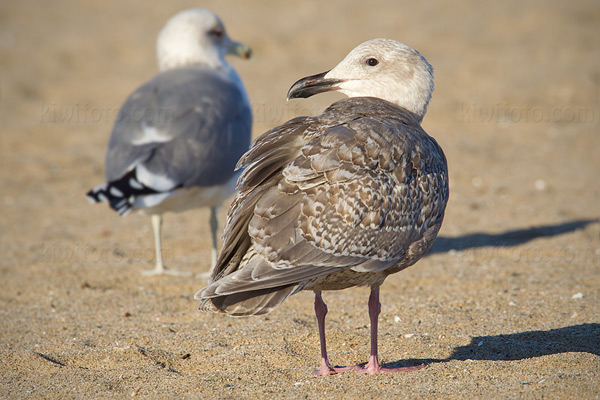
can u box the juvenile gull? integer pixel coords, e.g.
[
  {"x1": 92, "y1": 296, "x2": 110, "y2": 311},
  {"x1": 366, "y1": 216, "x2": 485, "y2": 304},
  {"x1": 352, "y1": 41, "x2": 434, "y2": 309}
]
[
  {"x1": 86, "y1": 9, "x2": 252, "y2": 275},
  {"x1": 196, "y1": 39, "x2": 449, "y2": 375}
]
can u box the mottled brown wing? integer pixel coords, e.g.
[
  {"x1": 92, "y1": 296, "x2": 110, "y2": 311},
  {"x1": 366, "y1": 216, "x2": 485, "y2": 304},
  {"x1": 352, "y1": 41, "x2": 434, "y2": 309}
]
[
  {"x1": 250, "y1": 108, "x2": 448, "y2": 274},
  {"x1": 210, "y1": 116, "x2": 310, "y2": 281}
]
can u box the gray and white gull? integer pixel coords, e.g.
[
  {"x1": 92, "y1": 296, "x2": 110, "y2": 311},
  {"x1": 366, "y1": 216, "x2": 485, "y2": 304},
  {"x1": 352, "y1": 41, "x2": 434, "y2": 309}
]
[
  {"x1": 196, "y1": 39, "x2": 449, "y2": 375},
  {"x1": 86, "y1": 9, "x2": 252, "y2": 275}
]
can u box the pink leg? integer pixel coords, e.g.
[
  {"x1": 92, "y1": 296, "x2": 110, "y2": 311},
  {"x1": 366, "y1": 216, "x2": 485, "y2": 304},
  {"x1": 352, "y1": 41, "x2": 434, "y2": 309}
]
[
  {"x1": 355, "y1": 286, "x2": 426, "y2": 374},
  {"x1": 313, "y1": 291, "x2": 335, "y2": 375},
  {"x1": 312, "y1": 291, "x2": 353, "y2": 376}
]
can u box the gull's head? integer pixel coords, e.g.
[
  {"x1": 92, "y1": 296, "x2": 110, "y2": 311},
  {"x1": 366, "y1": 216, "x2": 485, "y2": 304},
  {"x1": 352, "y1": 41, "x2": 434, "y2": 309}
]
[
  {"x1": 287, "y1": 38, "x2": 434, "y2": 121},
  {"x1": 157, "y1": 8, "x2": 251, "y2": 72}
]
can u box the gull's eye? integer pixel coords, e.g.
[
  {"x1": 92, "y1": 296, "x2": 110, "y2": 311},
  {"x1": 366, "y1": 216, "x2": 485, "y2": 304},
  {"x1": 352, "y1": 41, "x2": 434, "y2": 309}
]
[
  {"x1": 209, "y1": 27, "x2": 224, "y2": 38},
  {"x1": 366, "y1": 57, "x2": 379, "y2": 67}
]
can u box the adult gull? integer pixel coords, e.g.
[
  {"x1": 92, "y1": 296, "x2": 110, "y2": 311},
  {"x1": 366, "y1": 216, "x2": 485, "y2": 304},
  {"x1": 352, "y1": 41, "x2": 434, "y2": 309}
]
[
  {"x1": 86, "y1": 9, "x2": 252, "y2": 275},
  {"x1": 196, "y1": 39, "x2": 449, "y2": 375}
]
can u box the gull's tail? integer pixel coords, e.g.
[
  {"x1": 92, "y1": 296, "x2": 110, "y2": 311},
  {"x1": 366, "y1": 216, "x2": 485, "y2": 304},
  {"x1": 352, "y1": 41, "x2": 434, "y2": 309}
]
[{"x1": 86, "y1": 169, "x2": 168, "y2": 216}]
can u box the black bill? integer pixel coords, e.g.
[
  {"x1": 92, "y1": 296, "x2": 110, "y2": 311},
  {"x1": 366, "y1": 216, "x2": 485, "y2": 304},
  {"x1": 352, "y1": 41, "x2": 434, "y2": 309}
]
[{"x1": 286, "y1": 70, "x2": 344, "y2": 100}]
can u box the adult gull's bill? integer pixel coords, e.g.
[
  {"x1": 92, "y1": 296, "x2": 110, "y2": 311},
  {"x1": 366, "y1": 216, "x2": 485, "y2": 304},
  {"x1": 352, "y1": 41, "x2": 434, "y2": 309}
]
[
  {"x1": 196, "y1": 39, "x2": 449, "y2": 375},
  {"x1": 86, "y1": 9, "x2": 252, "y2": 275}
]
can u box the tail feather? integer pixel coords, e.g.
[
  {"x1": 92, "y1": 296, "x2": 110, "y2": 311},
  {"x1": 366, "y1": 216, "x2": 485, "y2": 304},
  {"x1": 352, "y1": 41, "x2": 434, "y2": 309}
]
[
  {"x1": 86, "y1": 169, "x2": 165, "y2": 216},
  {"x1": 199, "y1": 285, "x2": 299, "y2": 316}
]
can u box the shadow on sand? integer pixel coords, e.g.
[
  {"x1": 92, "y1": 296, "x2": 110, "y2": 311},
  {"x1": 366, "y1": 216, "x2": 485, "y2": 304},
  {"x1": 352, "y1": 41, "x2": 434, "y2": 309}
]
[
  {"x1": 387, "y1": 323, "x2": 600, "y2": 368},
  {"x1": 385, "y1": 219, "x2": 599, "y2": 368},
  {"x1": 428, "y1": 218, "x2": 598, "y2": 255}
]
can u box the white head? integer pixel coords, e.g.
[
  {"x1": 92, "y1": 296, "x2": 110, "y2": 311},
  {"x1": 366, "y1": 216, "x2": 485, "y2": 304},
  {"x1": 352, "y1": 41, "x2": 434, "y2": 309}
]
[
  {"x1": 287, "y1": 38, "x2": 434, "y2": 121},
  {"x1": 156, "y1": 9, "x2": 251, "y2": 72}
]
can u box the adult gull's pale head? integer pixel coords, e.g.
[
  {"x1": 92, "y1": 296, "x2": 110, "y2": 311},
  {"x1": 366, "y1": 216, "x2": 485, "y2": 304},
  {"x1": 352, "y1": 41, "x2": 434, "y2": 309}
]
[
  {"x1": 157, "y1": 8, "x2": 251, "y2": 72},
  {"x1": 287, "y1": 38, "x2": 433, "y2": 122}
]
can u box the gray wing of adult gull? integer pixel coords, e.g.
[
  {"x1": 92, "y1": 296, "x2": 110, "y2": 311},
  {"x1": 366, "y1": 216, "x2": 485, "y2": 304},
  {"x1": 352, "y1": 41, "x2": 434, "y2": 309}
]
[
  {"x1": 198, "y1": 97, "x2": 448, "y2": 315},
  {"x1": 96, "y1": 66, "x2": 251, "y2": 214}
]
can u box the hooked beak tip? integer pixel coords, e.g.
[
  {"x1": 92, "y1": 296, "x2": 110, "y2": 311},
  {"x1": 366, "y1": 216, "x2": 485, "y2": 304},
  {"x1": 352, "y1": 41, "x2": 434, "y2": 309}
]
[{"x1": 286, "y1": 70, "x2": 342, "y2": 100}]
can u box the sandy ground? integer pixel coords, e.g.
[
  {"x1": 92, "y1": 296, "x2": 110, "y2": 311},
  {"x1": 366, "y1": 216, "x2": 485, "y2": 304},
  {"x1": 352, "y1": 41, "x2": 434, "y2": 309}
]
[{"x1": 1, "y1": 0, "x2": 599, "y2": 398}]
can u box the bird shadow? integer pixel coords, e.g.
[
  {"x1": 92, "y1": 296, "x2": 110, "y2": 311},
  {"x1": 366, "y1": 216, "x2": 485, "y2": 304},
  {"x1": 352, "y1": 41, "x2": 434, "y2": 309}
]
[
  {"x1": 427, "y1": 218, "x2": 598, "y2": 255},
  {"x1": 385, "y1": 219, "x2": 599, "y2": 368},
  {"x1": 385, "y1": 323, "x2": 600, "y2": 369}
]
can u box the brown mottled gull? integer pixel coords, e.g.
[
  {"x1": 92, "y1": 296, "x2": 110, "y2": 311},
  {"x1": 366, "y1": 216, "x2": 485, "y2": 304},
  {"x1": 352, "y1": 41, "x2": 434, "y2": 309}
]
[
  {"x1": 196, "y1": 38, "x2": 449, "y2": 375},
  {"x1": 86, "y1": 9, "x2": 252, "y2": 275}
]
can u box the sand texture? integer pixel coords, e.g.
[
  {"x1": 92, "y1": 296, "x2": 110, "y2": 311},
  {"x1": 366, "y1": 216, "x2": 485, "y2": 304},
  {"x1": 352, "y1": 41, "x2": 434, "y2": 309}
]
[{"x1": 1, "y1": 0, "x2": 599, "y2": 398}]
